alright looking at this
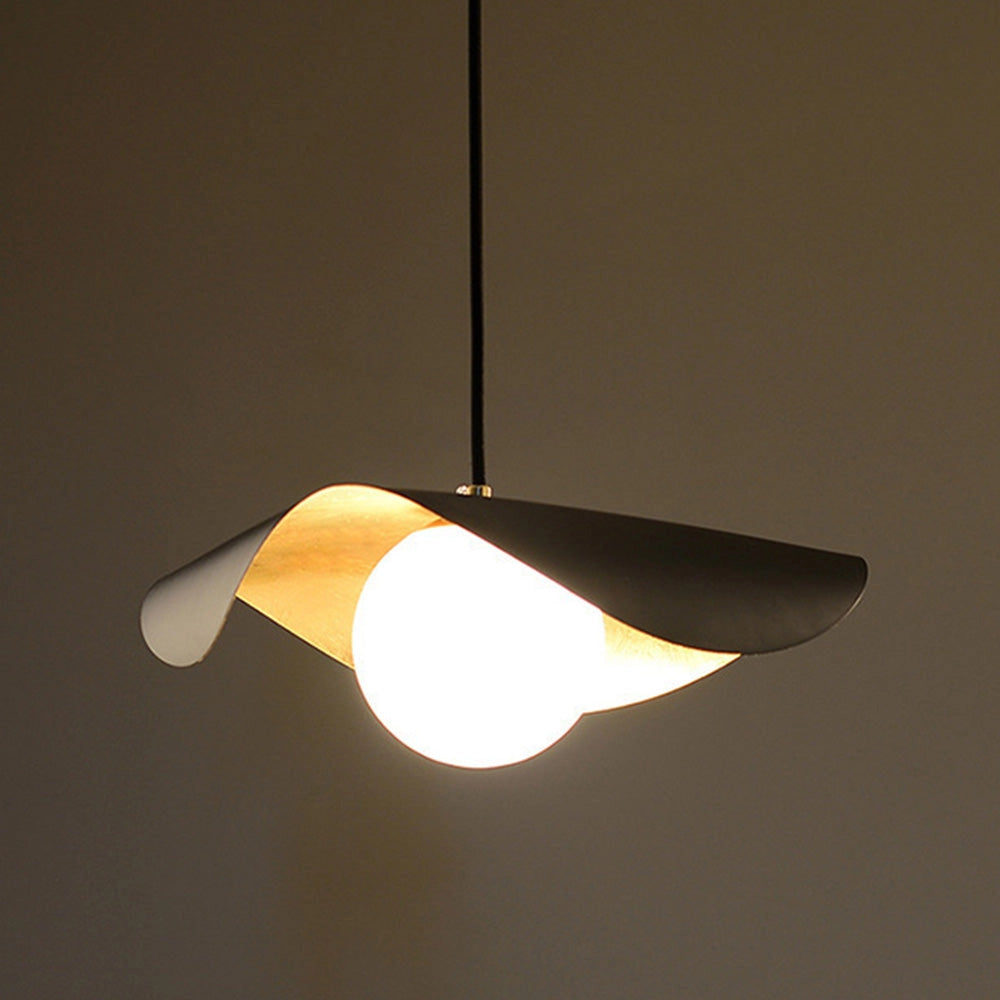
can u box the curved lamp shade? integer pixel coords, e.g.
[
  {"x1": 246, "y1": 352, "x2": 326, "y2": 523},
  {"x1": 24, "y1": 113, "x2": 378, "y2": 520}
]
[{"x1": 141, "y1": 484, "x2": 866, "y2": 765}]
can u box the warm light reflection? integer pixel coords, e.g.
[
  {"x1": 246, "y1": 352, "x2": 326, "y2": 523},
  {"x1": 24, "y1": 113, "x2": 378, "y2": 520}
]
[
  {"x1": 237, "y1": 485, "x2": 441, "y2": 665},
  {"x1": 591, "y1": 616, "x2": 738, "y2": 712}
]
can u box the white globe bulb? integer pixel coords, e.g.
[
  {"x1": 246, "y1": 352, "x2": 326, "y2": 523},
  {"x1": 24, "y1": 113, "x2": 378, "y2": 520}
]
[{"x1": 352, "y1": 524, "x2": 606, "y2": 768}]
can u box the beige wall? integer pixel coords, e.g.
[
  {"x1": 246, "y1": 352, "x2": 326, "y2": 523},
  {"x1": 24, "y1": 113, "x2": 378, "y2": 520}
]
[{"x1": 2, "y1": 2, "x2": 998, "y2": 996}]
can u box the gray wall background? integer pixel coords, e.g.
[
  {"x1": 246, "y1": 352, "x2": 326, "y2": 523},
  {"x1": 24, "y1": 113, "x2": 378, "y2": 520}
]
[{"x1": 3, "y1": 2, "x2": 998, "y2": 996}]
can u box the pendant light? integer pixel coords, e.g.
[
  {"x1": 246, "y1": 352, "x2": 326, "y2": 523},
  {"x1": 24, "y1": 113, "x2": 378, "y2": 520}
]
[{"x1": 141, "y1": 2, "x2": 867, "y2": 768}]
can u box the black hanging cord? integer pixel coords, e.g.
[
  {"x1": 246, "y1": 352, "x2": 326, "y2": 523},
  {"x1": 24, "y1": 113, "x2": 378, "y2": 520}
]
[{"x1": 468, "y1": 0, "x2": 486, "y2": 486}]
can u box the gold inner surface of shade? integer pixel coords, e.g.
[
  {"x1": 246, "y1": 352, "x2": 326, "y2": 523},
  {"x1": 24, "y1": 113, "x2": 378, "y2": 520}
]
[
  {"x1": 594, "y1": 615, "x2": 739, "y2": 712},
  {"x1": 236, "y1": 485, "x2": 443, "y2": 666},
  {"x1": 236, "y1": 484, "x2": 740, "y2": 711}
]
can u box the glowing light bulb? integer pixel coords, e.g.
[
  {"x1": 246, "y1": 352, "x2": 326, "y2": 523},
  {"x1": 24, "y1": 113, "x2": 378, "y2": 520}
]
[{"x1": 352, "y1": 524, "x2": 605, "y2": 768}]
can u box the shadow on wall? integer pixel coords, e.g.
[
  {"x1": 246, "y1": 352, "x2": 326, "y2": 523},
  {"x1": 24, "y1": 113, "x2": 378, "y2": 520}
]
[{"x1": 255, "y1": 636, "x2": 459, "y2": 997}]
